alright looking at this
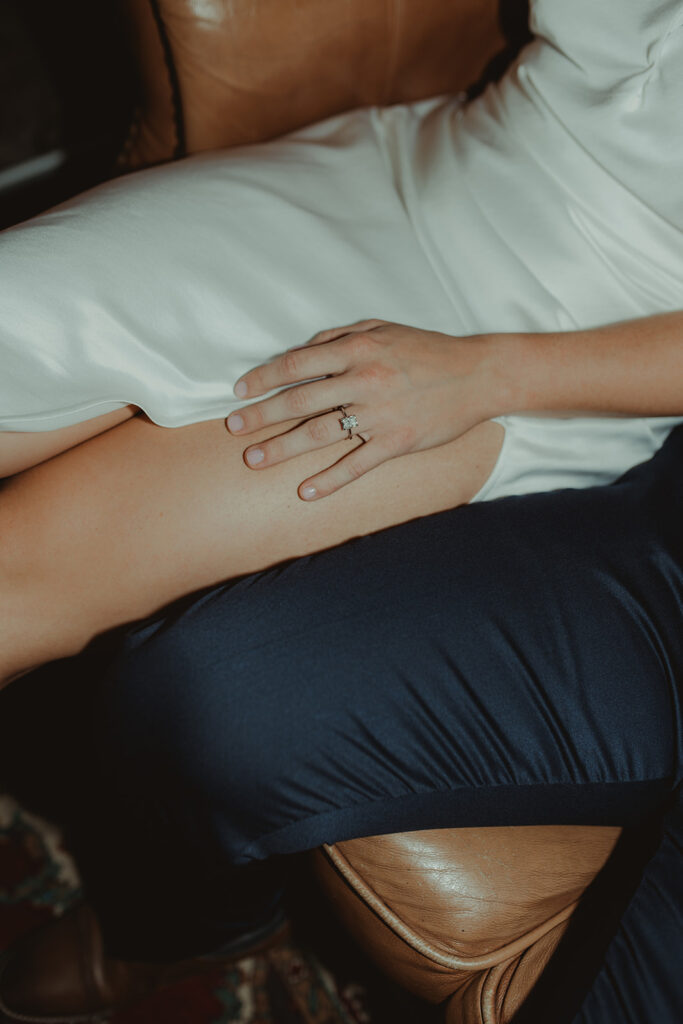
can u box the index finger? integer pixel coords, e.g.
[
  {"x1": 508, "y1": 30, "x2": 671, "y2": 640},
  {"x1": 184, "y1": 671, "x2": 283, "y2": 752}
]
[{"x1": 234, "y1": 341, "x2": 349, "y2": 399}]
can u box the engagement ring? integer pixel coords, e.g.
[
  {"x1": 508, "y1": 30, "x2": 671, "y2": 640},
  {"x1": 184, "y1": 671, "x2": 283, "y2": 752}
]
[{"x1": 338, "y1": 406, "x2": 359, "y2": 440}]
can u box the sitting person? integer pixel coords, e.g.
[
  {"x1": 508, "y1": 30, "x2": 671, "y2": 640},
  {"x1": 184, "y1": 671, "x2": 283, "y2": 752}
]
[{"x1": 0, "y1": 0, "x2": 681, "y2": 1019}]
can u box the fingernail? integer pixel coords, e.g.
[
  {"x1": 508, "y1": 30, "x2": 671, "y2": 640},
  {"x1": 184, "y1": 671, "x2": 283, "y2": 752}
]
[
  {"x1": 245, "y1": 447, "x2": 264, "y2": 466},
  {"x1": 234, "y1": 380, "x2": 248, "y2": 398},
  {"x1": 301, "y1": 485, "x2": 317, "y2": 500},
  {"x1": 227, "y1": 413, "x2": 244, "y2": 432}
]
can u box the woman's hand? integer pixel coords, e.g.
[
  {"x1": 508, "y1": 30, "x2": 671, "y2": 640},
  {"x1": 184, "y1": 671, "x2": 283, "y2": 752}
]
[{"x1": 226, "y1": 319, "x2": 510, "y2": 500}]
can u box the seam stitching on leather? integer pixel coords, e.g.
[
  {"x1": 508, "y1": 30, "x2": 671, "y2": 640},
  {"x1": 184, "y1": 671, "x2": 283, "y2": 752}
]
[
  {"x1": 485, "y1": 951, "x2": 521, "y2": 1023},
  {"x1": 147, "y1": 0, "x2": 186, "y2": 159},
  {"x1": 383, "y1": 0, "x2": 403, "y2": 104}
]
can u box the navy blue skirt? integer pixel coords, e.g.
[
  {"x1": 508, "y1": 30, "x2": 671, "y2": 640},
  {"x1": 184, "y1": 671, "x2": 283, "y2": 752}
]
[{"x1": 100, "y1": 424, "x2": 682, "y2": 855}]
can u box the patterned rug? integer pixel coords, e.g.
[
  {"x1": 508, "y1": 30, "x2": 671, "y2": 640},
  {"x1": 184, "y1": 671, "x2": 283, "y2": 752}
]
[{"x1": 0, "y1": 795, "x2": 427, "y2": 1024}]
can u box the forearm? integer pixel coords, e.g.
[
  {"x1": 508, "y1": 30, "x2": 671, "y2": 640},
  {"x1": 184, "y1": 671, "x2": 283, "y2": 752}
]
[{"x1": 491, "y1": 311, "x2": 683, "y2": 419}]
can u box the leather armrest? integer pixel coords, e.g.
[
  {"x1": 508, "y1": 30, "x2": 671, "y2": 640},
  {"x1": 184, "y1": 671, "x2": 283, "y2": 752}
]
[{"x1": 313, "y1": 825, "x2": 621, "y2": 1022}]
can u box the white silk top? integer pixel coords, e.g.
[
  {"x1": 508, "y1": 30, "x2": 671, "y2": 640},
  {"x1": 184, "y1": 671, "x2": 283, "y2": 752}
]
[{"x1": 0, "y1": 0, "x2": 681, "y2": 500}]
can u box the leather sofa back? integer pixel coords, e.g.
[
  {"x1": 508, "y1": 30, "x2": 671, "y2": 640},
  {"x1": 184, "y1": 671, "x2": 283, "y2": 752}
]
[{"x1": 119, "y1": 0, "x2": 513, "y2": 169}]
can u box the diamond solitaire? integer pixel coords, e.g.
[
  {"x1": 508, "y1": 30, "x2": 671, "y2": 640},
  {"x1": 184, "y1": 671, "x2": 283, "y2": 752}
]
[{"x1": 341, "y1": 413, "x2": 358, "y2": 432}]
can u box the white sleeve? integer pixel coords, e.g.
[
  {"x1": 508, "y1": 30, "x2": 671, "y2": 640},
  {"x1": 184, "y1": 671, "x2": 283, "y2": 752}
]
[{"x1": 524, "y1": 0, "x2": 683, "y2": 226}]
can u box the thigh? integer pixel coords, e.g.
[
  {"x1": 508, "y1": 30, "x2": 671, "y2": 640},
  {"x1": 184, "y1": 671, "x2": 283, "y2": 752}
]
[
  {"x1": 94, "y1": 427, "x2": 683, "y2": 864},
  {"x1": 0, "y1": 411, "x2": 503, "y2": 671}
]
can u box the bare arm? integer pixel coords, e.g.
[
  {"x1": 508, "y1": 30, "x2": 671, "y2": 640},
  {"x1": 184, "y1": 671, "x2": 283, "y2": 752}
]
[{"x1": 507, "y1": 312, "x2": 683, "y2": 419}]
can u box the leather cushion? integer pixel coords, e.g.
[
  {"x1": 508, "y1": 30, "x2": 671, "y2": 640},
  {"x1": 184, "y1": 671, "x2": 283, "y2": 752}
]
[{"x1": 314, "y1": 825, "x2": 621, "y2": 1007}]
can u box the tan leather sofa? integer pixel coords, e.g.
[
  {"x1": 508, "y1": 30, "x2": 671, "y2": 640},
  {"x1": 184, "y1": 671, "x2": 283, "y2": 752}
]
[{"x1": 116, "y1": 3, "x2": 623, "y2": 1019}]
